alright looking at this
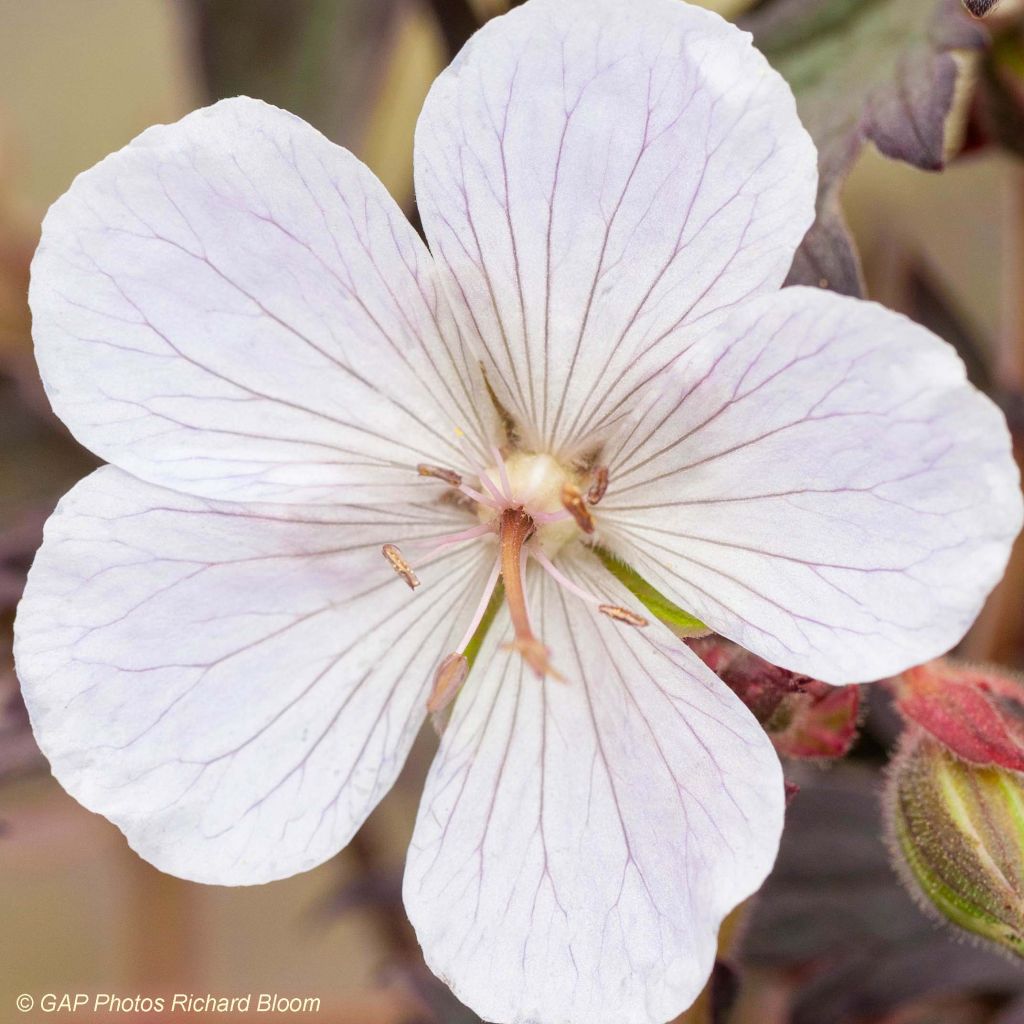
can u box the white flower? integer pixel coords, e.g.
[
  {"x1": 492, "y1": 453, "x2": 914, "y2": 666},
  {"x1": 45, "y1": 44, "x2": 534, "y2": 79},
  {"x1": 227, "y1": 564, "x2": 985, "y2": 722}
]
[{"x1": 14, "y1": 0, "x2": 1022, "y2": 1021}]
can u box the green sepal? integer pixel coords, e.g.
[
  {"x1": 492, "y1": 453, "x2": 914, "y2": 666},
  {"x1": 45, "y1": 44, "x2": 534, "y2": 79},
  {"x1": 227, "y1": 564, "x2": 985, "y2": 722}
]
[
  {"x1": 462, "y1": 580, "x2": 504, "y2": 671},
  {"x1": 595, "y1": 549, "x2": 708, "y2": 636},
  {"x1": 889, "y1": 735, "x2": 1024, "y2": 958}
]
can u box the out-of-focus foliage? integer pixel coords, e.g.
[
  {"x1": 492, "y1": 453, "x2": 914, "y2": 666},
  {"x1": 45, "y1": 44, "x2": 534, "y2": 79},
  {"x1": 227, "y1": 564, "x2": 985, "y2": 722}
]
[
  {"x1": 185, "y1": 0, "x2": 445, "y2": 205},
  {"x1": 739, "y1": 766, "x2": 1024, "y2": 1024},
  {"x1": 186, "y1": 0, "x2": 402, "y2": 154},
  {"x1": 974, "y1": 24, "x2": 1024, "y2": 154},
  {"x1": 743, "y1": 0, "x2": 987, "y2": 296}
]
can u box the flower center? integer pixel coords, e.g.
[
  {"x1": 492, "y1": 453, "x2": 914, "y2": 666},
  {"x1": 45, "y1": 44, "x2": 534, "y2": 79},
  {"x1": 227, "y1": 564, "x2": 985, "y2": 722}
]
[
  {"x1": 476, "y1": 452, "x2": 579, "y2": 556},
  {"x1": 382, "y1": 446, "x2": 645, "y2": 725}
]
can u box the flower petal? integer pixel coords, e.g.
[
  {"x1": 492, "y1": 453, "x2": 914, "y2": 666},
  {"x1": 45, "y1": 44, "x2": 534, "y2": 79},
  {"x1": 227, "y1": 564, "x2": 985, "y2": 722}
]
[
  {"x1": 414, "y1": 0, "x2": 816, "y2": 456},
  {"x1": 599, "y1": 287, "x2": 1023, "y2": 683},
  {"x1": 404, "y1": 551, "x2": 783, "y2": 1024},
  {"x1": 14, "y1": 467, "x2": 493, "y2": 883},
  {"x1": 30, "y1": 97, "x2": 494, "y2": 505}
]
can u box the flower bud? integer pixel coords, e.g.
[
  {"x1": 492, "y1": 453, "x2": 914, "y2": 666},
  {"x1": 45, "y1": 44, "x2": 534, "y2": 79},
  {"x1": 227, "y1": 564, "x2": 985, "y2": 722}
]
[
  {"x1": 893, "y1": 660, "x2": 1024, "y2": 772},
  {"x1": 689, "y1": 636, "x2": 860, "y2": 758},
  {"x1": 887, "y1": 730, "x2": 1024, "y2": 957}
]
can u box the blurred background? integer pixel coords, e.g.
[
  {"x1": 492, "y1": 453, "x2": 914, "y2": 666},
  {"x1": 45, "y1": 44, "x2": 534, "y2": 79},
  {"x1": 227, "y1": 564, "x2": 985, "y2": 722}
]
[{"x1": 1, "y1": 1, "x2": 1023, "y2": 1023}]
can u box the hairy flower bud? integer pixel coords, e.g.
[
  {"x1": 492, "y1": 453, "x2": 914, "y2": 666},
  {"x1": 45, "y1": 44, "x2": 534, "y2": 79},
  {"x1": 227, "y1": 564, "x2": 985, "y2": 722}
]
[
  {"x1": 689, "y1": 636, "x2": 860, "y2": 759},
  {"x1": 887, "y1": 730, "x2": 1024, "y2": 957},
  {"x1": 893, "y1": 660, "x2": 1024, "y2": 771}
]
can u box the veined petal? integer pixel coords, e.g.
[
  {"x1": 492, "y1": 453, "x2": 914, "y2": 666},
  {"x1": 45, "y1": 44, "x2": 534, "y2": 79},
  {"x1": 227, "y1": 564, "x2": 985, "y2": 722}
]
[
  {"x1": 415, "y1": 0, "x2": 815, "y2": 457},
  {"x1": 404, "y1": 550, "x2": 783, "y2": 1024},
  {"x1": 14, "y1": 467, "x2": 493, "y2": 884},
  {"x1": 30, "y1": 97, "x2": 494, "y2": 505},
  {"x1": 599, "y1": 287, "x2": 1023, "y2": 683}
]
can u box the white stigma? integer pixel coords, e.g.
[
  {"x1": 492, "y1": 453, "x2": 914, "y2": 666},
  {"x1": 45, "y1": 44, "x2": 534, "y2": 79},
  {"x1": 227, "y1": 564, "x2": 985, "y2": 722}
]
[{"x1": 476, "y1": 451, "x2": 578, "y2": 555}]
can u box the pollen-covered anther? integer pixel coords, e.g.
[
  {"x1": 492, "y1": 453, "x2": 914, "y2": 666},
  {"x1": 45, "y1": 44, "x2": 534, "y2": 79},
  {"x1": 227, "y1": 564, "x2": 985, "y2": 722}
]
[
  {"x1": 428, "y1": 652, "x2": 468, "y2": 713},
  {"x1": 587, "y1": 466, "x2": 609, "y2": 505},
  {"x1": 599, "y1": 604, "x2": 648, "y2": 628},
  {"x1": 382, "y1": 543, "x2": 420, "y2": 590},
  {"x1": 560, "y1": 482, "x2": 595, "y2": 534},
  {"x1": 417, "y1": 463, "x2": 463, "y2": 486}
]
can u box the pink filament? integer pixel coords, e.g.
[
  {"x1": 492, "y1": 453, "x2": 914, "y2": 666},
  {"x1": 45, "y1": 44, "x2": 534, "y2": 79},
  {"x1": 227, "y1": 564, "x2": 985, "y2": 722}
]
[
  {"x1": 455, "y1": 553, "x2": 503, "y2": 654},
  {"x1": 492, "y1": 446, "x2": 514, "y2": 503},
  {"x1": 530, "y1": 546, "x2": 603, "y2": 606},
  {"x1": 531, "y1": 508, "x2": 572, "y2": 525},
  {"x1": 477, "y1": 469, "x2": 507, "y2": 506},
  {"x1": 459, "y1": 482, "x2": 502, "y2": 510},
  {"x1": 414, "y1": 521, "x2": 497, "y2": 560}
]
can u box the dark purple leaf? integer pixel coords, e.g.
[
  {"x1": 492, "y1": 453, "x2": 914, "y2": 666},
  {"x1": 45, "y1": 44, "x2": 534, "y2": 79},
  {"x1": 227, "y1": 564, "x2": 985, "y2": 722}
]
[
  {"x1": 184, "y1": 0, "x2": 402, "y2": 152},
  {"x1": 741, "y1": 765, "x2": 1024, "y2": 1024},
  {"x1": 744, "y1": 0, "x2": 989, "y2": 296}
]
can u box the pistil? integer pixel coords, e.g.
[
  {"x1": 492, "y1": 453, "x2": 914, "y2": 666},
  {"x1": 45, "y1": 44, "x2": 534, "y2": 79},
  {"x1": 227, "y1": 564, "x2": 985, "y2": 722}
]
[{"x1": 499, "y1": 507, "x2": 560, "y2": 679}]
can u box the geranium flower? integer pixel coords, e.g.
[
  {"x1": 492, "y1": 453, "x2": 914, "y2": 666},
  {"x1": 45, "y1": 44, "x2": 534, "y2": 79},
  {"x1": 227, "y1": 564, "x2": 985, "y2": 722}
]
[{"x1": 15, "y1": 0, "x2": 1022, "y2": 1021}]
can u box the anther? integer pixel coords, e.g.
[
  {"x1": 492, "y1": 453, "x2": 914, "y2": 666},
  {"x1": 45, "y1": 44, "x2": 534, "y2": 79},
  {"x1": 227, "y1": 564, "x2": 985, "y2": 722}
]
[
  {"x1": 587, "y1": 466, "x2": 609, "y2": 505},
  {"x1": 599, "y1": 604, "x2": 648, "y2": 627},
  {"x1": 382, "y1": 543, "x2": 420, "y2": 590},
  {"x1": 428, "y1": 653, "x2": 468, "y2": 713},
  {"x1": 417, "y1": 463, "x2": 463, "y2": 486},
  {"x1": 560, "y1": 482, "x2": 595, "y2": 534}
]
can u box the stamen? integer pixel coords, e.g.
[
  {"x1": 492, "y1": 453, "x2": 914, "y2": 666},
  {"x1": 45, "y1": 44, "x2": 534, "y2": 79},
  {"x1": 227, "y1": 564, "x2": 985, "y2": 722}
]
[
  {"x1": 587, "y1": 466, "x2": 609, "y2": 505},
  {"x1": 381, "y1": 543, "x2": 420, "y2": 590},
  {"x1": 492, "y1": 445, "x2": 514, "y2": 502},
  {"x1": 478, "y1": 472, "x2": 508, "y2": 506},
  {"x1": 598, "y1": 604, "x2": 648, "y2": 627},
  {"x1": 459, "y1": 482, "x2": 502, "y2": 510},
  {"x1": 417, "y1": 463, "x2": 462, "y2": 486},
  {"x1": 428, "y1": 653, "x2": 468, "y2": 713},
  {"x1": 413, "y1": 521, "x2": 497, "y2": 559},
  {"x1": 448, "y1": 433, "x2": 506, "y2": 506},
  {"x1": 428, "y1": 554, "x2": 502, "y2": 733},
  {"x1": 499, "y1": 508, "x2": 562, "y2": 679},
  {"x1": 531, "y1": 508, "x2": 573, "y2": 525},
  {"x1": 453, "y1": 553, "x2": 503, "y2": 654},
  {"x1": 532, "y1": 547, "x2": 647, "y2": 629},
  {"x1": 560, "y1": 482, "x2": 595, "y2": 534},
  {"x1": 531, "y1": 546, "x2": 602, "y2": 606}
]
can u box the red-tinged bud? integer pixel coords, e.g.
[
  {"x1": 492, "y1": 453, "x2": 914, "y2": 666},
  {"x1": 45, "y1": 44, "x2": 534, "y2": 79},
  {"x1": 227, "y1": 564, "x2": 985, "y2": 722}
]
[
  {"x1": 893, "y1": 660, "x2": 1024, "y2": 772},
  {"x1": 769, "y1": 681, "x2": 860, "y2": 760},
  {"x1": 689, "y1": 636, "x2": 860, "y2": 759},
  {"x1": 687, "y1": 635, "x2": 743, "y2": 677},
  {"x1": 688, "y1": 636, "x2": 801, "y2": 722}
]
